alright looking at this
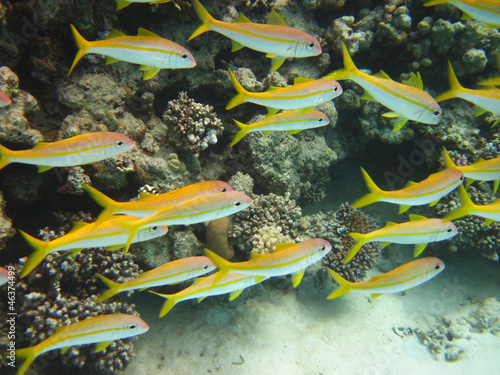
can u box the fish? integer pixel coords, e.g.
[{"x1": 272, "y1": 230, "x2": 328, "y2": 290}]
[
  {"x1": 230, "y1": 110, "x2": 330, "y2": 146},
  {"x1": 204, "y1": 238, "x2": 332, "y2": 287},
  {"x1": 96, "y1": 256, "x2": 216, "y2": 302},
  {"x1": 442, "y1": 146, "x2": 500, "y2": 194},
  {"x1": 115, "y1": 191, "x2": 253, "y2": 253},
  {"x1": 444, "y1": 185, "x2": 500, "y2": 223},
  {"x1": 189, "y1": 0, "x2": 322, "y2": 71},
  {"x1": 69, "y1": 25, "x2": 196, "y2": 80},
  {"x1": 0, "y1": 89, "x2": 11, "y2": 107},
  {"x1": 116, "y1": 0, "x2": 172, "y2": 10},
  {"x1": 15, "y1": 314, "x2": 149, "y2": 375},
  {"x1": 423, "y1": 0, "x2": 500, "y2": 29},
  {"x1": 19, "y1": 216, "x2": 168, "y2": 278},
  {"x1": 150, "y1": 272, "x2": 268, "y2": 317},
  {"x1": 478, "y1": 76, "x2": 500, "y2": 86},
  {"x1": 344, "y1": 214, "x2": 457, "y2": 264},
  {"x1": 436, "y1": 61, "x2": 500, "y2": 127},
  {"x1": 352, "y1": 167, "x2": 464, "y2": 214},
  {"x1": 226, "y1": 69, "x2": 342, "y2": 113},
  {"x1": 327, "y1": 257, "x2": 445, "y2": 299},
  {"x1": 323, "y1": 42, "x2": 442, "y2": 132},
  {"x1": 84, "y1": 180, "x2": 234, "y2": 224},
  {"x1": 0, "y1": 132, "x2": 134, "y2": 172},
  {"x1": 0, "y1": 266, "x2": 9, "y2": 286}
]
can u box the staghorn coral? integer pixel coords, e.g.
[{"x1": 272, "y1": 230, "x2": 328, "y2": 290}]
[
  {"x1": 320, "y1": 203, "x2": 381, "y2": 282},
  {"x1": 162, "y1": 92, "x2": 224, "y2": 155}
]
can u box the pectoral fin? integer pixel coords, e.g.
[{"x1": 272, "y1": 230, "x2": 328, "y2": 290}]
[
  {"x1": 94, "y1": 341, "x2": 112, "y2": 353},
  {"x1": 413, "y1": 243, "x2": 428, "y2": 257},
  {"x1": 270, "y1": 56, "x2": 286, "y2": 71},
  {"x1": 291, "y1": 269, "x2": 305, "y2": 288},
  {"x1": 229, "y1": 289, "x2": 244, "y2": 301}
]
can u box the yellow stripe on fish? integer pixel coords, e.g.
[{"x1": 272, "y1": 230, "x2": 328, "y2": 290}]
[
  {"x1": 84, "y1": 181, "x2": 234, "y2": 224},
  {"x1": 345, "y1": 214, "x2": 457, "y2": 264},
  {"x1": 15, "y1": 314, "x2": 149, "y2": 375},
  {"x1": 0, "y1": 132, "x2": 134, "y2": 172},
  {"x1": 116, "y1": 0, "x2": 172, "y2": 10},
  {"x1": 226, "y1": 69, "x2": 342, "y2": 113},
  {"x1": 19, "y1": 216, "x2": 168, "y2": 278},
  {"x1": 189, "y1": 0, "x2": 321, "y2": 71},
  {"x1": 230, "y1": 110, "x2": 330, "y2": 146},
  {"x1": 324, "y1": 42, "x2": 442, "y2": 132},
  {"x1": 97, "y1": 256, "x2": 216, "y2": 301},
  {"x1": 327, "y1": 257, "x2": 445, "y2": 299},
  {"x1": 442, "y1": 147, "x2": 500, "y2": 194},
  {"x1": 424, "y1": 0, "x2": 500, "y2": 29},
  {"x1": 69, "y1": 25, "x2": 196, "y2": 80},
  {"x1": 151, "y1": 272, "x2": 268, "y2": 317},
  {"x1": 436, "y1": 61, "x2": 500, "y2": 127},
  {"x1": 116, "y1": 191, "x2": 253, "y2": 253},
  {"x1": 205, "y1": 238, "x2": 332, "y2": 287},
  {"x1": 352, "y1": 167, "x2": 464, "y2": 214},
  {"x1": 444, "y1": 185, "x2": 500, "y2": 223}
]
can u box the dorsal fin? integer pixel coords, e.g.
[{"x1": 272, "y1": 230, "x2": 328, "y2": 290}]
[
  {"x1": 138, "y1": 191, "x2": 154, "y2": 199},
  {"x1": 250, "y1": 252, "x2": 264, "y2": 260},
  {"x1": 373, "y1": 70, "x2": 392, "y2": 80},
  {"x1": 267, "y1": 85, "x2": 281, "y2": 91},
  {"x1": 275, "y1": 243, "x2": 296, "y2": 251},
  {"x1": 267, "y1": 10, "x2": 288, "y2": 27},
  {"x1": 137, "y1": 28, "x2": 161, "y2": 38},
  {"x1": 385, "y1": 221, "x2": 397, "y2": 227},
  {"x1": 409, "y1": 214, "x2": 427, "y2": 221},
  {"x1": 107, "y1": 29, "x2": 126, "y2": 39},
  {"x1": 294, "y1": 77, "x2": 314, "y2": 84},
  {"x1": 402, "y1": 72, "x2": 423, "y2": 90},
  {"x1": 69, "y1": 221, "x2": 89, "y2": 232},
  {"x1": 405, "y1": 180, "x2": 417, "y2": 188},
  {"x1": 233, "y1": 12, "x2": 251, "y2": 23}
]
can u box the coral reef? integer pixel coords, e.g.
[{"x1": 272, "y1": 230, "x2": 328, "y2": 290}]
[
  {"x1": 206, "y1": 217, "x2": 234, "y2": 259},
  {"x1": 0, "y1": 191, "x2": 14, "y2": 252}
]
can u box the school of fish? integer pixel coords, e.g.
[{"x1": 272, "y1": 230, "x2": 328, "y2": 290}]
[{"x1": 0, "y1": 1, "x2": 499, "y2": 374}]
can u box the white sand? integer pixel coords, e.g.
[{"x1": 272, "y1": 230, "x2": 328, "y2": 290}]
[{"x1": 123, "y1": 248, "x2": 500, "y2": 375}]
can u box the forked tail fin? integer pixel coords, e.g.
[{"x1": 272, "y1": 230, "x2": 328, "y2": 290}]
[
  {"x1": 344, "y1": 232, "x2": 367, "y2": 264},
  {"x1": 226, "y1": 70, "x2": 248, "y2": 110},
  {"x1": 189, "y1": 0, "x2": 215, "y2": 40},
  {"x1": 326, "y1": 268, "x2": 352, "y2": 299},
  {"x1": 351, "y1": 167, "x2": 383, "y2": 208}
]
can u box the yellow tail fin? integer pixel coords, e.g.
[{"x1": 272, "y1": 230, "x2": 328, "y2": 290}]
[
  {"x1": 435, "y1": 61, "x2": 464, "y2": 102},
  {"x1": 96, "y1": 274, "x2": 122, "y2": 302},
  {"x1": 344, "y1": 232, "x2": 367, "y2": 264},
  {"x1": 323, "y1": 42, "x2": 357, "y2": 81},
  {"x1": 150, "y1": 291, "x2": 178, "y2": 317},
  {"x1": 226, "y1": 70, "x2": 248, "y2": 110},
  {"x1": 19, "y1": 230, "x2": 50, "y2": 278},
  {"x1": 204, "y1": 248, "x2": 232, "y2": 286},
  {"x1": 83, "y1": 185, "x2": 119, "y2": 224},
  {"x1": 326, "y1": 268, "x2": 352, "y2": 299},
  {"x1": 69, "y1": 25, "x2": 90, "y2": 76},
  {"x1": 116, "y1": 0, "x2": 131, "y2": 10},
  {"x1": 444, "y1": 185, "x2": 475, "y2": 221},
  {"x1": 189, "y1": 0, "x2": 214, "y2": 40},
  {"x1": 230, "y1": 119, "x2": 250, "y2": 146},
  {"x1": 441, "y1": 146, "x2": 458, "y2": 170},
  {"x1": 113, "y1": 219, "x2": 140, "y2": 254},
  {"x1": 0, "y1": 143, "x2": 11, "y2": 170},
  {"x1": 16, "y1": 346, "x2": 39, "y2": 375},
  {"x1": 351, "y1": 167, "x2": 383, "y2": 208}
]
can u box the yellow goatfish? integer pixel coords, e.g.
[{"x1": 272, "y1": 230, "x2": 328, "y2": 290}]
[
  {"x1": 70, "y1": 25, "x2": 196, "y2": 80},
  {"x1": 345, "y1": 214, "x2": 457, "y2": 264},
  {"x1": 96, "y1": 256, "x2": 216, "y2": 302},
  {"x1": 444, "y1": 185, "x2": 500, "y2": 223},
  {"x1": 151, "y1": 272, "x2": 268, "y2": 317},
  {"x1": 327, "y1": 257, "x2": 445, "y2": 299},
  {"x1": 0, "y1": 132, "x2": 134, "y2": 172},
  {"x1": 424, "y1": 0, "x2": 500, "y2": 29},
  {"x1": 230, "y1": 110, "x2": 330, "y2": 146},
  {"x1": 442, "y1": 147, "x2": 500, "y2": 193},
  {"x1": 227, "y1": 69, "x2": 342, "y2": 113},
  {"x1": 116, "y1": 191, "x2": 253, "y2": 253},
  {"x1": 436, "y1": 61, "x2": 500, "y2": 127},
  {"x1": 324, "y1": 42, "x2": 442, "y2": 132},
  {"x1": 352, "y1": 167, "x2": 464, "y2": 214},
  {"x1": 205, "y1": 238, "x2": 332, "y2": 287},
  {"x1": 0, "y1": 89, "x2": 11, "y2": 107},
  {"x1": 19, "y1": 216, "x2": 168, "y2": 278},
  {"x1": 84, "y1": 180, "x2": 234, "y2": 224},
  {"x1": 15, "y1": 314, "x2": 149, "y2": 375},
  {"x1": 189, "y1": 0, "x2": 322, "y2": 71},
  {"x1": 117, "y1": 0, "x2": 172, "y2": 10}
]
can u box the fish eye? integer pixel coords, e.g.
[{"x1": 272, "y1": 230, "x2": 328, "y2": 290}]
[
  {"x1": 203, "y1": 264, "x2": 209, "y2": 269},
  {"x1": 308, "y1": 42, "x2": 315, "y2": 48},
  {"x1": 433, "y1": 110, "x2": 440, "y2": 116},
  {"x1": 181, "y1": 53, "x2": 188, "y2": 59},
  {"x1": 333, "y1": 87, "x2": 338, "y2": 91},
  {"x1": 128, "y1": 324, "x2": 137, "y2": 329},
  {"x1": 318, "y1": 118, "x2": 323, "y2": 122},
  {"x1": 116, "y1": 140, "x2": 124, "y2": 146},
  {"x1": 320, "y1": 245, "x2": 326, "y2": 251},
  {"x1": 151, "y1": 226, "x2": 158, "y2": 231},
  {"x1": 446, "y1": 228, "x2": 453, "y2": 233},
  {"x1": 459, "y1": 175, "x2": 464, "y2": 181},
  {"x1": 221, "y1": 187, "x2": 227, "y2": 192},
  {"x1": 434, "y1": 264, "x2": 440, "y2": 270},
  {"x1": 235, "y1": 201, "x2": 241, "y2": 207}
]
